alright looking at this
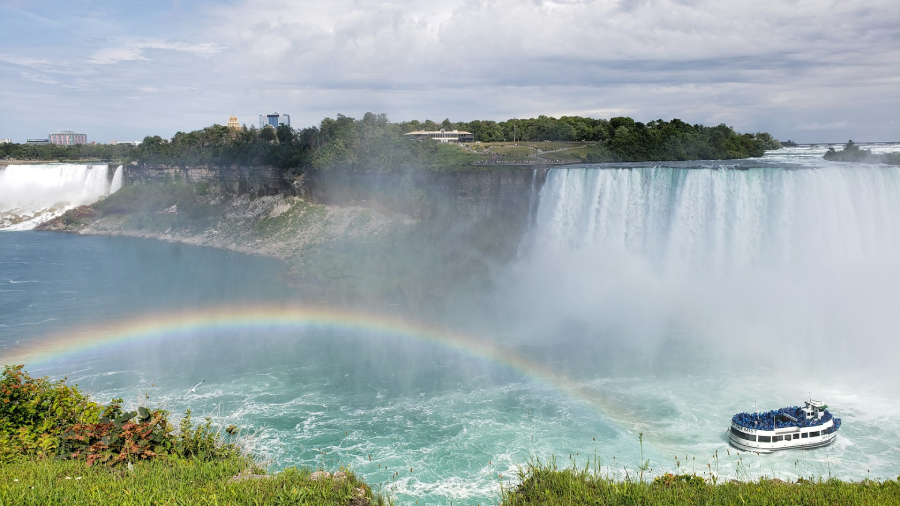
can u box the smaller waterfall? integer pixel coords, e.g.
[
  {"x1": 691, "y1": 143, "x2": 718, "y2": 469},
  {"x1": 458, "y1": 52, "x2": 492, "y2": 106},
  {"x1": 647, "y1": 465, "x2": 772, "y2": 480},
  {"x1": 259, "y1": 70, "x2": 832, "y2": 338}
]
[
  {"x1": 0, "y1": 164, "x2": 124, "y2": 230},
  {"x1": 110, "y1": 165, "x2": 124, "y2": 193}
]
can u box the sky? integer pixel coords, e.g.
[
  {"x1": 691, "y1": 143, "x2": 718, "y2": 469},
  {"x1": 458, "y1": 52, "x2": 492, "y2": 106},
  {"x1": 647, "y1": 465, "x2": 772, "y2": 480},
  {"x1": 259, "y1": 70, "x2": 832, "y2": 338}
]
[{"x1": 1, "y1": 0, "x2": 898, "y2": 144}]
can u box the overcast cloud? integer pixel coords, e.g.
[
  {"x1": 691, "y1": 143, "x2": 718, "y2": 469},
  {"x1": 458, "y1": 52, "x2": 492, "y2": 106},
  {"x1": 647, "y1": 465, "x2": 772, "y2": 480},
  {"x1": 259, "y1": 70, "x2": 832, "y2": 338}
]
[{"x1": 1, "y1": 0, "x2": 898, "y2": 143}]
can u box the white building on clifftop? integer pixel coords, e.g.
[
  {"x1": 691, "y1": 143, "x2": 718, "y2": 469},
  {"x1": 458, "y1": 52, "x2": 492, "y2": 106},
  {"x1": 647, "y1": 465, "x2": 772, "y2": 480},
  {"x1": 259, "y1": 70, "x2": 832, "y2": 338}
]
[{"x1": 403, "y1": 129, "x2": 474, "y2": 143}]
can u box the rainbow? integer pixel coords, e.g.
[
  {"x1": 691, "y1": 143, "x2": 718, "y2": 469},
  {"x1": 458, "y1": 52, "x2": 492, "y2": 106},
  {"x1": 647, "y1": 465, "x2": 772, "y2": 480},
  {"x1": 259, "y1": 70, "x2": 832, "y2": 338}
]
[{"x1": 1, "y1": 304, "x2": 639, "y2": 430}]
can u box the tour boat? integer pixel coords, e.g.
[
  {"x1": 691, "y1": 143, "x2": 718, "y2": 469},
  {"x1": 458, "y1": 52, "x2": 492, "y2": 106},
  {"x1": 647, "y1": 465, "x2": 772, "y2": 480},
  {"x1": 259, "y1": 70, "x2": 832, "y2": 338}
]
[{"x1": 728, "y1": 398, "x2": 841, "y2": 453}]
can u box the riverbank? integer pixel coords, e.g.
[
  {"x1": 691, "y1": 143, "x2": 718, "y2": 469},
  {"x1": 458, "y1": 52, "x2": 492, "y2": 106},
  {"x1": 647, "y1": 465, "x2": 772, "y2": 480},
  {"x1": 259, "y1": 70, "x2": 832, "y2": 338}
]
[
  {"x1": 37, "y1": 192, "x2": 412, "y2": 303},
  {"x1": 67, "y1": 194, "x2": 403, "y2": 264}
]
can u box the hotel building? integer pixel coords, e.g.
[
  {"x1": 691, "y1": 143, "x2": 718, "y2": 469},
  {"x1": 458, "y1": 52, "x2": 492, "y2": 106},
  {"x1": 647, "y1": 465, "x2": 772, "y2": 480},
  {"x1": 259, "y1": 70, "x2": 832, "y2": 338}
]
[
  {"x1": 259, "y1": 113, "x2": 290, "y2": 129},
  {"x1": 49, "y1": 130, "x2": 87, "y2": 145}
]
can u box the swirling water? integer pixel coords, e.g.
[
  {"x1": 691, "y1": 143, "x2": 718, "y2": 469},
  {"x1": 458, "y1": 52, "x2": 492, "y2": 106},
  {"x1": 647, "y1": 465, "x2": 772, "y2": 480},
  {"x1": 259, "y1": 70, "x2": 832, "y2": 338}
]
[{"x1": 1, "y1": 146, "x2": 899, "y2": 505}]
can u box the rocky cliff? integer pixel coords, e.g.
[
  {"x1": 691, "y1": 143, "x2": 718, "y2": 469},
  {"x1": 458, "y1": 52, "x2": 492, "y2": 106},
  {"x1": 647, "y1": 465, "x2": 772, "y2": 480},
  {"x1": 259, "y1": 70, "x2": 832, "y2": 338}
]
[
  {"x1": 122, "y1": 165, "x2": 548, "y2": 224},
  {"x1": 123, "y1": 164, "x2": 292, "y2": 197},
  {"x1": 43, "y1": 166, "x2": 550, "y2": 305}
]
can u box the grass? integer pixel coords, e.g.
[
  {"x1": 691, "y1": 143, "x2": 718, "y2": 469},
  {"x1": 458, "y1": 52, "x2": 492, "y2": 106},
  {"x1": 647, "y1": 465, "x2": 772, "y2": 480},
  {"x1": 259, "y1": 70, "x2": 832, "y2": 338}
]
[
  {"x1": 0, "y1": 456, "x2": 389, "y2": 506},
  {"x1": 0, "y1": 366, "x2": 390, "y2": 505},
  {"x1": 500, "y1": 458, "x2": 900, "y2": 506},
  {"x1": 460, "y1": 142, "x2": 594, "y2": 164},
  {"x1": 535, "y1": 147, "x2": 590, "y2": 162}
]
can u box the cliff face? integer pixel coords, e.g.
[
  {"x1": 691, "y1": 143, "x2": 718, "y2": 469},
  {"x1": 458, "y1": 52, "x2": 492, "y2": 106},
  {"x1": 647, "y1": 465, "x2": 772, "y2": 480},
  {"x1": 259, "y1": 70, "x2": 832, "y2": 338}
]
[
  {"x1": 124, "y1": 165, "x2": 549, "y2": 227},
  {"x1": 305, "y1": 168, "x2": 549, "y2": 223},
  {"x1": 123, "y1": 165, "x2": 292, "y2": 197}
]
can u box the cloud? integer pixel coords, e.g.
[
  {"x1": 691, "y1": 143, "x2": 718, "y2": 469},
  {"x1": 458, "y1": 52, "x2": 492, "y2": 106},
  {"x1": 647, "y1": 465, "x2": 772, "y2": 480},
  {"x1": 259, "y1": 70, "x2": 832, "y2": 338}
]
[
  {"x1": 794, "y1": 121, "x2": 856, "y2": 131},
  {"x1": 1, "y1": 0, "x2": 898, "y2": 142},
  {"x1": 201, "y1": 1, "x2": 898, "y2": 96},
  {"x1": 86, "y1": 41, "x2": 226, "y2": 65},
  {"x1": 0, "y1": 53, "x2": 56, "y2": 68}
]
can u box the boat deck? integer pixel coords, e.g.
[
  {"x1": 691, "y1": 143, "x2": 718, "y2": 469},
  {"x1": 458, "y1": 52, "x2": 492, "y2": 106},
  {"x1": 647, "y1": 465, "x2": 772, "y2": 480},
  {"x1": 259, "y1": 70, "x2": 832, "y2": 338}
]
[{"x1": 732, "y1": 406, "x2": 834, "y2": 431}]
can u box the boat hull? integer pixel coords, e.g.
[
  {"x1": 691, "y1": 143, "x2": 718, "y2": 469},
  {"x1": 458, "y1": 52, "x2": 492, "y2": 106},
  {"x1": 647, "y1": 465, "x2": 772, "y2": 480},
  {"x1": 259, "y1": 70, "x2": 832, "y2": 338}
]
[{"x1": 727, "y1": 426, "x2": 838, "y2": 454}]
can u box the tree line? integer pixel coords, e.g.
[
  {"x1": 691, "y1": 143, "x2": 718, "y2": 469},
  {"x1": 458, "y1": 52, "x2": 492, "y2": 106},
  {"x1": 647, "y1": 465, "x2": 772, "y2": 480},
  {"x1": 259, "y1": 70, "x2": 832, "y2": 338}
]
[
  {"x1": 0, "y1": 142, "x2": 135, "y2": 163},
  {"x1": 1, "y1": 113, "x2": 783, "y2": 171}
]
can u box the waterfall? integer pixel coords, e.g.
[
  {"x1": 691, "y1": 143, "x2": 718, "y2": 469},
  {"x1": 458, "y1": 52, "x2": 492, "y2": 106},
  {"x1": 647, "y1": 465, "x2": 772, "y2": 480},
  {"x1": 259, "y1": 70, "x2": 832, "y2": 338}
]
[
  {"x1": 510, "y1": 164, "x2": 900, "y2": 366},
  {"x1": 110, "y1": 165, "x2": 124, "y2": 193},
  {"x1": 530, "y1": 166, "x2": 900, "y2": 271},
  {"x1": 0, "y1": 164, "x2": 124, "y2": 230}
]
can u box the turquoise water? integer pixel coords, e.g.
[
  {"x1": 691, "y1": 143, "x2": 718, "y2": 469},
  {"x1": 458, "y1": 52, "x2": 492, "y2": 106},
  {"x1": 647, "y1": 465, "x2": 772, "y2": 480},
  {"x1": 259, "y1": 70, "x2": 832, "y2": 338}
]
[
  {"x1": 0, "y1": 232, "x2": 624, "y2": 504},
  {"x1": 3, "y1": 149, "x2": 900, "y2": 504}
]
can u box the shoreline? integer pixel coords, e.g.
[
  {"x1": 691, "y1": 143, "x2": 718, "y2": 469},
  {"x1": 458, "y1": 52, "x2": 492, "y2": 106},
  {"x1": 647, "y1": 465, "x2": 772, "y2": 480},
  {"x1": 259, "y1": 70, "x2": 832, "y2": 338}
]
[{"x1": 36, "y1": 193, "x2": 414, "y2": 282}]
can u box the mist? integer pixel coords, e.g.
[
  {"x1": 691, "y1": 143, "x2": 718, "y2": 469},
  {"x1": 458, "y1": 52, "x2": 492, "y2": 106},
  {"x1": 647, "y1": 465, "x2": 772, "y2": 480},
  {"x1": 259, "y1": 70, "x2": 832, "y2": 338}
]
[{"x1": 491, "y1": 164, "x2": 900, "y2": 377}]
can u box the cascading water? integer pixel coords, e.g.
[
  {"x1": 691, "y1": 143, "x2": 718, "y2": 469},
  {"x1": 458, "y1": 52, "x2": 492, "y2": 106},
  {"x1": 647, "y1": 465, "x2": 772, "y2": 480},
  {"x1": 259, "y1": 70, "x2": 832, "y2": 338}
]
[
  {"x1": 531, "y1": 165, "x2": 900, "y2": 270},
  {"x1": 510, "y1": 162, "x2": 900, "y2": 368},
  {"x1": 0, "y1": 164, "x2": 123, "y2": 230}
]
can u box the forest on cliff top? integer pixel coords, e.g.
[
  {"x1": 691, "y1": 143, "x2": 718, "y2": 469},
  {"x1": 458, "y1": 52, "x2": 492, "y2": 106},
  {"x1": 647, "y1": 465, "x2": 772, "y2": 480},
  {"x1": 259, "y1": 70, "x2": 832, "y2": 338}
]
[{"x1": 1, "y1": 114, "x2": 781, "y2": 171}]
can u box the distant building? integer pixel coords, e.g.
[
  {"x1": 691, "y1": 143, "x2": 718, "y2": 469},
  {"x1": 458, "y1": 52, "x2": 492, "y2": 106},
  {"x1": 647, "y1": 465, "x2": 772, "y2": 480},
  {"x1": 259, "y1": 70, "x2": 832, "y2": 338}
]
[
  {"x1": 227, "y1": 115, "x2": 240, "y2": 129},
  {"x1": 49, "y1": 130, "x2": 87, "y2": 145},
  {"x1": 259, "y1": 113, "x2": 290, "y2": 129},
  {"x1": 0, "y1": 138, "x2": 11, "y2": 144},
  {"x1": 26, "y1": 138, "x2": 50, "y2": 145},
  {"x1": 404, "y1": 129, "x2": 474, "y2": 143},
  {"x1": 110, "y1": 140, "x2": 141, "y2": 146}
]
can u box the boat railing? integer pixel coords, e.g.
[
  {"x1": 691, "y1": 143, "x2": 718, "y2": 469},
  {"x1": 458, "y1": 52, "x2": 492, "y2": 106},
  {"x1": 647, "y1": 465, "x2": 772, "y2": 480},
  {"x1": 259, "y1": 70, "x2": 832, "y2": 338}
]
[{"x1": 732, "y1": 406, "x2": 833, "y2": 431}]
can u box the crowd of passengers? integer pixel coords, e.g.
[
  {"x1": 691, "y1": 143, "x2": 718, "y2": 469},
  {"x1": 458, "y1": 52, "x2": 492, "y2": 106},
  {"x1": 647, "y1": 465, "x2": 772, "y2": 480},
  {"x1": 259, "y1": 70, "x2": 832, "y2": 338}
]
[{"x1": 732, "y1": 406, "x2": 833, "y2": 430}]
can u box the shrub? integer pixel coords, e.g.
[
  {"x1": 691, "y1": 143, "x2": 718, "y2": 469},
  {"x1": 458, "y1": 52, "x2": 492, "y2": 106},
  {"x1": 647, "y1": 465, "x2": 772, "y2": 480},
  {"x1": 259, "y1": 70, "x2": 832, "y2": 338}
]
[
  {"x1": 653, "y1": 472, "x2": 707, "y2": 488},
  {"x1": 58, "y1": 401, "x2": 176, "y2": 466},
  {"x1": 2, "y1": 366, "x2": 239, "y2": 467},
  {"x1": 173, "y1": 409, "x2": 238, "y2": 461},
  {"x1": 0, "y1": 365, "x2": 101, "y2": 462},
  {"x1": 58, "y1": 404, "x2": 239, "y2": 467},
  {"x1": 59, "y1": 205, "x2": 97, "y2": 226}
]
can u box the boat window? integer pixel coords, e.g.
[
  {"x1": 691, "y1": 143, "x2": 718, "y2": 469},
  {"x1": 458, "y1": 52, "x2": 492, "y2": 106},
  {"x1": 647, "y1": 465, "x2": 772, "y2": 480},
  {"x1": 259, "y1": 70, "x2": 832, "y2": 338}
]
[
  {"x1": 801, "y1": 433, "x2": 808, "y2": 438},
  {"x1": 793, "y1": 434, "x2": 799, "y2": 440},
  {"x1": 730, "y1": 427, "x2": 756, "y2": 442},
  {"x1": 810, "y1": 431, "x2": 820, "y2": 437},
  {"x1": 773, "y1": 435, "x2": 783, "y2": 442},
  {"x1": 758, "y1": 435, "x2": 771, "y2": 443}
]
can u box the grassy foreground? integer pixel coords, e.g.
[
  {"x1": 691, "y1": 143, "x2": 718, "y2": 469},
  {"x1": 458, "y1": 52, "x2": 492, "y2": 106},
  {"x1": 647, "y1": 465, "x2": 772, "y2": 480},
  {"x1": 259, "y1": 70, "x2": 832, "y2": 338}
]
[
  {"x1": 501, "y1": 461, "x2": 900, "y2": 506},
  {"x1": 0, "y1": 457, "x2": 382, "y2": 506},
  {"x1": 0, "y1": 365, "x2": 388, "y2": 505}
]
